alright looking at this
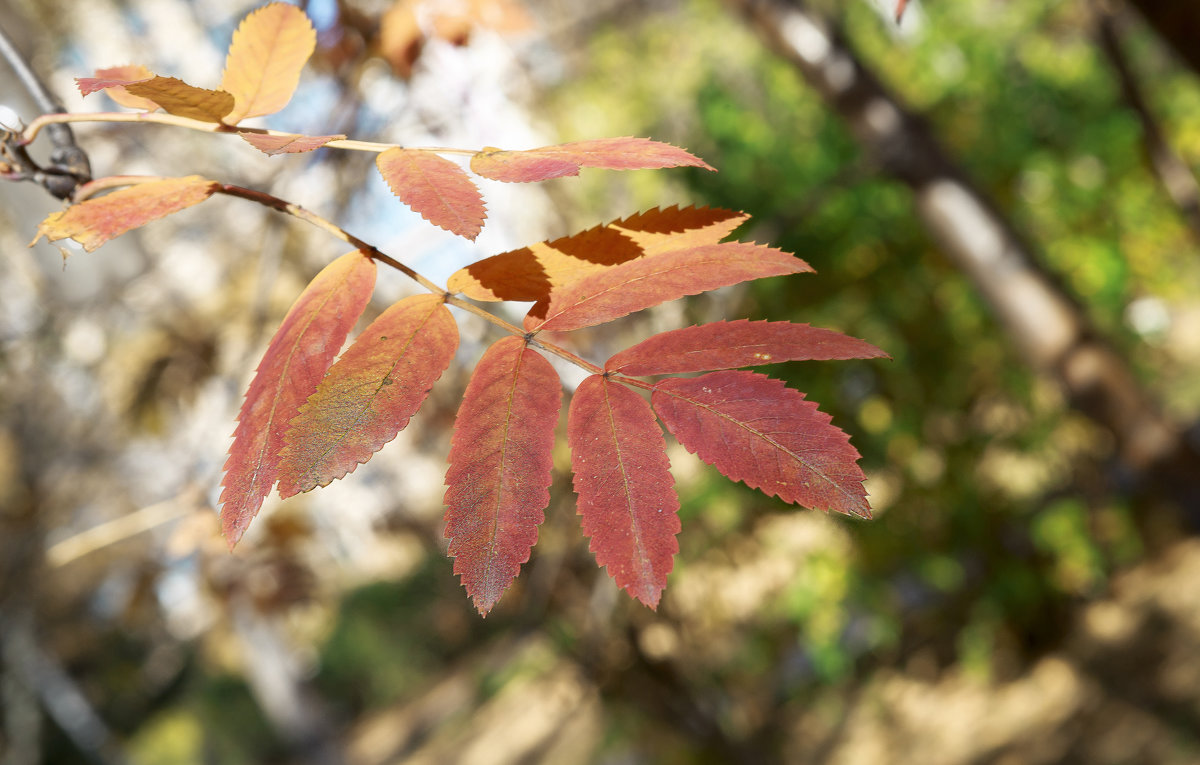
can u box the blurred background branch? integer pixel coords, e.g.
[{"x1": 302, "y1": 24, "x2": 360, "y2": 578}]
[{"x1": 0, "y1": 20, "x2": 90, "y2": 198}]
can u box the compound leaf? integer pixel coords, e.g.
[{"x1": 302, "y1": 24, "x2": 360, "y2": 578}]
[
  {"x1": 220, "y1": 251, "x2": 377, "y2": 546},
  {"x1": 377, "y1": 148, "x2": 486, "y2": 240},
  {"x1": 606, "y1": 319, "x2": 889, "y2": 376},
  {"x1": 33, "y1": 176, "x2": 218, "y2": 252},
  {"x1": 278, "y1": 293, "x2": 458, "y2": 496},
  {"x1": 569, "y1": 375, "x2": 679, "y2": 608},
  {"x1": 220, "y1": 2, "x2": 316, "y2": 125},
  {"x1": 653, "y1": 371, "x2": 871, "y2": 519},
  {"x1": 527, "y1": 242, "x2": 813, "y2": 332},
  {"x1": 444, "y1": 337, "x2": 561, "y2": 615},
  {"x1": 123, "y1": 77, "x2": 234, "y2": 122},
  {"x1": 470, "y1": 137, "x2": 713, "y2": 182}
]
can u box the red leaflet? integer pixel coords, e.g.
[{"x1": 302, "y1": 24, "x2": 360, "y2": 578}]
[
  {"x1": 527, "y1": 242, "x2": 813, "y2": 332},
  {"x1": 653, "y1": 371, "x2": 871, "y2": 519},
  {"x1": 277, "y1": 294, "x2": 458, "y2": 496},
  {"x1": 606, "y1": 319, "x2": 889, "y2": 376},
  {"x1": 568, "y1": 376, "x2": 679, "y2": 608},
  {"x1": 220, "y1": 251, "x2": 377, "y2": 546},
  {"x1": 376, "y1": 148, "x2": 486, "y2": 240},
  {"x1": 122, "y1": 76, "x2": 235, "y2": 122},
  {"x1": 77, "y1": 68, "x2": 157, "y2": 109},
  {"x1": 470, "y1": 137, "x2": 714, "y2": 183},
  {"x1": 240, "y1": 132, "x2": 346, "y2": 155},
  {"x1": 33, "y1": 176, "x2": 217, "y2": 252},
  {"x1": 444, "y1": 337, "x2": 562, "y2": 615}
]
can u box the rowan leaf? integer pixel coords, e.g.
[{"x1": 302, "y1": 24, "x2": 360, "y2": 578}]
[
  {"x1": 447, "y1": 206, "x2": 747, "y2": 304},
  {"x1": 377, "y1": 148, "x2": 487, "y2": 240},
  {"x1": 118, "y1": 77, "x2": 233, "y2": 122},
  {"x1": 470, "y1": 137, "x2": 714, "y2": 182},
  {"x1": 277, "y1": 294, "x2": 458, "y2": 496},
  {"x1": 32, "y1": 176, "x2": 218, "y2": 252},
  {"x1": 653, "y1": 371, "x2": 871, "y2": 519},
  {"x1": 240, "y1": 131, "x2": 347, "y2": 155},
  {"x1": 444, "y1": 336, "x2": 562, "y2": 615},
  {"x1": 606, "y1": 319, "x2": 889, "y2": 376},
  {"x1": 219, "y1": 2, "x2": 316, "y2": 125},
  {"x1": 220, "y1": 251, "x2": 377, "y2": 547},
  {"x1": 568, "y1": 375, "x2": 679, "y2": 608},
  {"x1": 527, "y1": 242, "x2": 813, "y2": 332},
  {"x1": 81, "y1": 65, "x2": 158, "y2": 110}
]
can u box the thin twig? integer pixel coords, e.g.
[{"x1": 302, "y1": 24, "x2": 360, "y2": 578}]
[
  {"x1": 21, "y1": 111, "x2": 473, "y2": 156},
  {"x1": 44, "y1": 492, "x2": 201, "y2": 567},
  {"x1": 1094, "y1": 3, "x2": 1200, "y2": 244},
  {"x1": 0, "y1": 20, "x2": 91, "y2": 197}
]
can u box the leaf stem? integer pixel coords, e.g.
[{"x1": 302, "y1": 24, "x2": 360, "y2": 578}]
[
  {"x1": 66, "y1": 172, "x2": 606, "y2": 378},
  {"x1": 21, "y1": 111, "x2": 474, "y2": 156}
]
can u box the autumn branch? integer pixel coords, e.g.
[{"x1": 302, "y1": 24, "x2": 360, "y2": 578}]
[{"x1": 0, "y1": 20, "x2": 91, "y2": 198}]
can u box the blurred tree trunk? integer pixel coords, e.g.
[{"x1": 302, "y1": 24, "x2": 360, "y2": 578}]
[
  {"x1": 1124, "y1": 0, "x2": 1200, "y2": 78},
  {"x1": 725, "y1": 0, "x2": 1200, "y2": 523},
  {"x1": 1095, "y1": 6, "x2": 1200, "y2": 246}
]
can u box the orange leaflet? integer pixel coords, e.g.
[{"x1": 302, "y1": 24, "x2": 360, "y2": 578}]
[
  {"x1": 446, "y1": 205, "x2": 746, "y2": 304},
  {"x1": 526, "y1": 242, "x2": 813, "y2": 332},
  {"x1": 568, "y1": 375, "x2": 679, "y2": 609},
  {"x1": 376, "y1": 148, "x2": 487, "y2": 240},
  {"x1": 239, "y1": 132, "x2": 346, "y2": 155},
  {"x1": 469, "y1": 137, "x2": 714, "y2": 183},
  {"x1": 82, "y1": 65, "x2": 158, "y2": 110},
  {"x1": 652, "y1": 371, "x2": 871, "y2": 519},
  {"x1": 443, "y1": 337, "x2": 562, "y2": 615},
  {"x1": 122, "y1": 76, "x2": 235, "y2": 122},
  {"x1": 606, "y1": 319, "x2": 889, "y2": 376},
  {"x1": 33, "y1": 176, "x2": 218, "y2": 252},
  {"x1": 220, "y1": 2, "x2": 316, "y2": 125},
  {"x1": 220, "y1": 251, "x2": 377, "y2": 547},
  {"x1": 277, "y1": 294, "x2": 459, "y2": 496}
]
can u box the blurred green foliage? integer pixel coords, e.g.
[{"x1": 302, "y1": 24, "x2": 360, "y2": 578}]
[{"x1": 541, "y1": 0, "x2": 1200, "y2": 719}]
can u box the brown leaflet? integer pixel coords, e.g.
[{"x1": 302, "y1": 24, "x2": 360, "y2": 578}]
[
  {"x1": 568, "y1": 375, "x2": 679, "y2": 608},
  {"x1": 611, "y1": 205, "x2": 748, "y2": 255},
  {"x1": 447, "y1": 226, "x2": 641, "y2": 302},
  {"x1": 652, "y1": 371, "x2": 871, "y2": 519},
  {"x1": 33, "y1": 176, "x2": 218, "y2": 252},
  {"x1": 277, "y1": 294, "x2": 459, "y2": 496},
  {"x1": 240, "y1": 132, "x2": 347, "y2": 155},
  {"x1": 82, "y1": 65, "x2": 158, "y2": 110},
  {"x1": 469, "y1": 137, "x2": 714, "y2": 182},
  {"x1": 220, "y1": 252, "x2": 377, "y2": 546},
  {"x1": 446, "y1": 205, "x2": 745, "y2": 304},
  {"x1": 123, "y1": 77, "x2": 235, "y2": 122},
  {"x1": 443, "y1": 336, "x2": 562, "y2": 615},
  {"x1": 220, "y1": 2, "x2": 317, "y2": 125},
  {"x1": 376, "y1": 148, "x2": 487, "y2": 240},
  {"x1": 606, "y1": 319, "x2": 889, "y2": 376},
  {"x1": 526, "y1": 242, "x2": 813, "y2": 332}
]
